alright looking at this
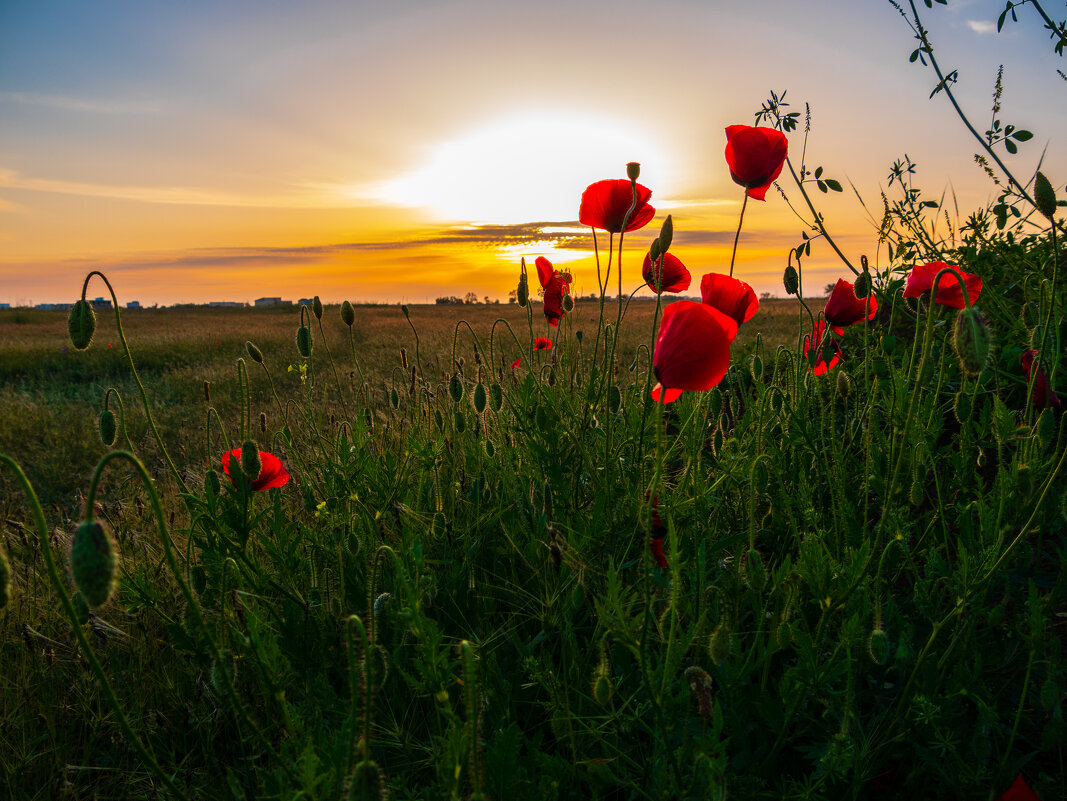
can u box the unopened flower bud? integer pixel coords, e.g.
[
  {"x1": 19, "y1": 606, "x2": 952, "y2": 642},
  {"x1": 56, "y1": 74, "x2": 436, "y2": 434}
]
[
  {"x1": 454, "y1": 409, "x2": 466, "y2": 433},
  {"x1": 340, "y1": 300, "x2": 355, "y2": 327},
  {"x1": 649, "y1": 239, "x2": 661, "y2": 263},
  {"x1": 854, "y1": 270, "x2": 872, "y2": 299},
  {"x1": 205, "y1": 468, "x2": 221, "y2": 496},
  {"x1": 473, "y1": 382, "x2": 487, "y2": 413},
  {"x1": 1034, "y1": 171, "x2": 1057, "y2": 221},
  {"x1": 401, "y1": 304, "x2": 409, "y2": 319},
  {"x1": 312, "y1": 295, "x2": 323, "y2": 320},
  {"x1": 836, "y1": 369, "x2": 852, "y2": 400},
  {"x1": 296, "y1": 326, "x2": 312, "y2": 358},
  {"x1": 99, "y1": 409, "x2": 117, "y2": 447},
  {"x1": 867, "y1": 628, "x2": 890, "y2": 665},
  {"x1": 71, "y1": 520, "x2": 116, "y2": 607},
  {"x1": 241, "y1": 441, "x2": 262, "y2": 484},
  {"x1": 783, "y1": 264, "x2": 800, "y2": 296},
  {"x1": 657, "y1": 214, "x2": 673, "y2": 253},
  {"x1": 390, "y1": 387, "x2": 399, "y2": 409},
  {"x1": 562, "y1": 292, "x2": 574, "y2": 312},
  {"x1": 952, "y1": 307, "x2": 991, "y2": 377},
  {"x1": 68, "y1": 300, "x2": 96, "y2": 350},
  {"x1": 516, "y1": 274, "x2": 529, "y2": 307},
  {"x1": 708, "y1": 623, "x2": 731, "y2": 666},
  {"x1": 245, "y1": 341, "x2": 264, "y2": 364},
  {"x1": 449, "y1": 374, "x2": 464, "y2": 403},
  {"x1": 489, "y1": 383, "x2": 502, "y2": 412},
  {"x1": 742, "y1": 548, "x2": 766, "y2": 592},
  {"x1": 684, "y1": 665, "x2": 714, "y2": 718},
  {"x1": 592, "y1": 660, "x2": 614, "y2": 705}
]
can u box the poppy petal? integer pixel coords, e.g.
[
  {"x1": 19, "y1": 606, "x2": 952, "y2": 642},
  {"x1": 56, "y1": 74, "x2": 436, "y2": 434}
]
[
  {"x1": 653, "y1": 301, "x2": 738, "y2": 394},
  {"x1": 700, "y1": 272, "x2": 759, "y2": 326},
  {"x1": 579, "y1": 179, "x2": 655, "y2": 233},
  {"x1": 642, "y1": 252, "x2": 692, "y2": 294}
]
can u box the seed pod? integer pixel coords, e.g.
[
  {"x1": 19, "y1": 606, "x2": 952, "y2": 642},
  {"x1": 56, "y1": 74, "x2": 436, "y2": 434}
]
[
  {"x1": 296, "y1": 326, "x2": 312, "y2": 358},
  {"x1": 68, "y1": 300, "x2": 96, "y2": 350},
  {"x1": 340, "y1": 300, "x2": 355, "y2": 327},
  {"x1": 489, "y1": 383, "x2": 502, "y2": 412},
  {"x1": 1034, "y1": 171, "x2": 1057, "y2": 221},
  {"x1": 99, "y1": 409, "x2": 117, "y2": 447},
  {"x1": 854, "y1": 270, "x2": 872, "y2": 299},
  {"x1": 245, "y1": 340, "x2": 264, "y2": 364},
  {"x1": 0, "y1": 545, "x2": 10, "y2": 609},
  {"x1": 473, "y1": 383, "x2": 487, "y2": 413},
  {"x1": 312, "y1": 295, "x2": 323, "y2": 320},
  {"x1": 626, "y1": 161, "x2": 641, "y2": 182},
  {"x1": 783, "y1": 264, "x2": 800, "y2": 296},
  {"x1": 952, "y1": 307, "x2": 991, "y2": 377},
  {"x1": 867, "y1": 628, "x2": 890, "y2": 665},
  {"x1": 449, "y1": 374, "x2": 464, "y2": 403},
  {"x1": 71, "y1": 520, "x2": 116, "y2": 607},
  {"x1": 708, "y1": 623, "x2": 731, "y2": 666}
]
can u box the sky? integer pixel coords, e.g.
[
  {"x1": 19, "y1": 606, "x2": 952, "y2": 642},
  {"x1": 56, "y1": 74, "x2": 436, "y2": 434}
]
[{"x1": 1, "y1": 0, "x2": 1064, "y2": 306}]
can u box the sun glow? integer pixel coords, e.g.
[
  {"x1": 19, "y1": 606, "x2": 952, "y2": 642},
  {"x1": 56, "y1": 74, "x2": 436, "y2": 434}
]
[{"x1": 372, "y1": 112, "x2": 672, "y2": 224}]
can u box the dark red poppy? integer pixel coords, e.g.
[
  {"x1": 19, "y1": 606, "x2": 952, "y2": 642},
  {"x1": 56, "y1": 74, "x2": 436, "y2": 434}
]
[
  {"x1": 222, "y1": 448, "x2": 290, "y2": 491},
  {"x1": 804, "y1": 320, "x2": 841, "y2": 375},
  {"x1": 724, "y1": 125, "x2": 788, "y2": 201},
  {"x1": 902, "y1": 261, "x2": 982, "y2": 309},
  {"x1": 996, "y1": 773, "x2": 1040, "y2": 801},
  {"x1": 579, "y1": 179, "x2": 655, "y2": 233},
  {"x1": 824, "y1": 278, "x2": 878, "y2": 333},
  {"x1": 1021, "y1": 350, "x2": 1062, "y2": 410},
  {"x1": 511, "y1": 357, "x2": 522, "y2": 370},
  {"x1": 651, "y1": 300, "x2": 738, "y2": 403},
  {"x1": 700, "y1": 272, "x2": 759, "y2": 327},
  {"x1": 534, "y1": 337, "x2": 553, "y2": 351},
  {"x1": 535, "y1": 256, "x2": 573, "y2": 327},
  {"x1": 642, "y1": 252, "x2": 691, "y2": 294},
  {"x1": 649, "y1": 537, "x2": 668, "y2": 568}
]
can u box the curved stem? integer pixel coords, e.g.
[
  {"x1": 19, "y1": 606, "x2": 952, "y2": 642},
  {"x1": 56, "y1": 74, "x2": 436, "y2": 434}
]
[{"x1": 728, "y1": 192, "x2": 749, "y2": 277}]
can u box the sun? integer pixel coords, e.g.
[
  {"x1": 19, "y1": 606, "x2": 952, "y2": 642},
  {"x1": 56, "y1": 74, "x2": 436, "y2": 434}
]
[{"x1": 372, "y1": 111, "x2": 672, "y2": 224}]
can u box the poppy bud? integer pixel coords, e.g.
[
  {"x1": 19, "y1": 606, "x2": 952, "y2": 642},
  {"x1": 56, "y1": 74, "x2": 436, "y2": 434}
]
[
  {"x1": 260, "y1": 412, "x2": 267, "y2": 433},
  {"x1": 473, "y1": 383, "x2": 487, "y2": 414},
  {"x1": 742, "y1": 548, "x2": 766, "y2": 592},
  {"x1": 312, "y1": 295, "x2": 323, "y2": 320},
  {"x1": 1036, "y1": 407, "x2": 1055, "y2": 451},
  {"x1": 592, "y1": 660, "x2": 614, "y2": 705},
  {"x1": 484, "y1": 439, "x2": 495, "y2": 457},
  {"x1": 709, "y1": 387, "x2": 723, "y2": 418},
  {"x1": 649, "y1": 238, "x2": 662, "y2": 263},
  {"x1": 608, "y1": 385, "x2": 622, "y2": 414},
  {"x1": 71, "y1": 590, "x2": 91, "y2": 625},
  {"x1": 562, "y1": 293, "x2": 574, "y2": 312},
  {"x1": 626, "y1": 161, "x2": 641, "y2": 182},
  {"x1": 205, "y1": 468, "x2": 221, "y2": 496},
  {"x1": 245, "y1": 341, "x2": 264, "y2": 364},
  {"x1": 240, "y1": 441, "x2": 262, "y2": 484},
  {"x1": 489, "y1": 383, "x2": 502, "y2": 412},
  {"x1": 775, "y1": 620, "x2": 793, "y2": 649},
  {"x1": 454, "y1": 409, "x2": 466, "y2": 433},
  {"x1": 867, "y1": 628, "x2": 890, "y2": 665},
  {"x1": 953, "y1": 390, "x2": 973, "y2": 424},
  {"x1": 880, "y1": 334, "x2": 897, "y2": 355},
  {"x1": 575, "y1": 330, "x2": 583, "y2": 343},
  {"x1": 390, "y1": 388, "x2": 399, "y2": 409},
  {"x1": 952, "y1": 307, "x2": 991, "y2": 377},
  {"x1": 783, "y1": 265, "x2": 800, "y2": 296},
  {"x1": 449, "y1": 374, "x2": 463, "y2": 403},
  {"x1": 0, "y1": 545, "x2": 10, "y2": 609},
  {"x1": 516, "y1": 274, "x2": 529, "y2": 307},
  {"x1": 657, "y1": 214, "x2": 673, "y2": 253},
  {"x1": 1034, "y1": 171, "x2": 1057, "y2": 221},
  {"x1": 836, "y1": 370, "x2": 851, "y2": 400},
  {"x1": 296, "y1": 326, "x2": 312, "y2": 358},
  {"x1": 340, "y1": 300, "x2": 355, "y2": 327},
  {"x1": 401, "y1": 304, "x2": 409, "y2": 319},
  {"x1": 99, "y1": 409, "x2": 117, "y2": 447},
  {"x1": 750, "y1": 355, "x2": 763, "y2": 382},
  {"x1": 708, "y1": 623, "x2": 731, "y2": 666},
  {"x1": 71, "y1": 520, "x2": 116, "y2": 607},
  {"x1": 68, "y1": 299, "x2": 96, "y2": 350},
  {"x1": 854, "y1": 270, "x2": 872, "y2": 299},
  {"x1": 684, "y1": 665, "x2": 715, "y2": 718}
]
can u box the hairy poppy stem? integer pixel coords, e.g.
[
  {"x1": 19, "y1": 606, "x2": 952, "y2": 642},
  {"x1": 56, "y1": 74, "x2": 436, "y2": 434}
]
[{"x1": 728, "y1": 192, "x2": 749, "y2": 277}]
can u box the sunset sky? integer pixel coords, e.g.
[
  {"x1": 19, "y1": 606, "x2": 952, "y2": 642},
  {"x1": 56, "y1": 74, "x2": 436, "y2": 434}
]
[{"x1": 1, "y1": 0, "x2": 1064, "y2": 306}]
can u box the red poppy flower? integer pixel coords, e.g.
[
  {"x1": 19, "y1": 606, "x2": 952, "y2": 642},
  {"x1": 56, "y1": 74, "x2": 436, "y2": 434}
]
[
  {"x1": 511, "y1": 357, "x2": 522, "y2": 370},
  {"x1": 700, "y1": 272, "x2": 759, "y2": 327},
  {"x1": 902, "y1": 261, "x2": 982, "y2": 309},
  {"x1": 804, "y1": 320, "x2": 841, "y2": 375},
  {"x1": 649, "y1": 537, "x2": 668, "y2": 569},
  {"x1": 651, "y1": 300, "x2": 738, "y2": 403},
  {"x1": 642, "y1": 252, "x2": 692, "y2": 294},
  {"x1": 724, "y1": 125, "x2": 788, "y2": 201},
  {"x1": 579, "y1": 179, "x2": 656, "y2": 233},
  {"x1": 534, "y1": 337, "x2": 553, "y2": 351},
  {"x1": 222, "y1": 448, "x2": 290, "y2": 491},
  {"x1": 824, "y1": 278, "x2": 878, "y2": 333},
  {"x1": 996, "y1": 773, "x2": 1040, "y2": 801},
  {"x1": 535, "y1": 256, "x2": 573, "y2": 327},
  {"x1": 1021, "y1": 350, "x2": 1062, "y2": 410}
]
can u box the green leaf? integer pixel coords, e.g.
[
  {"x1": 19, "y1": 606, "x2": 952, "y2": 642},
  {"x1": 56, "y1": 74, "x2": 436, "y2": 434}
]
[
  {"x1": 997, "y1": 10, "x2": 1007, "y2": 31},
  {"x1": 814, "y1": 166, "x2": 824, "y2": 179},
  {"x1": 1005, "y1": 139, "x2": 1018, "y2": 154},
  {"x1": 817, "y1": 180, "x2": 827, "y2": 193},
  {"x1": 910, "y1": 48, "x2": 920, "y2": 63},
  {"x1": 826, "y1": 179, "x2": 843, "y2": 192},
  {"x1": 1012, "y1": 129, "x2": 1033, "y2": 141},
  {"x1": 923, "y1": 200, "x2": 939, "y2": 208}
]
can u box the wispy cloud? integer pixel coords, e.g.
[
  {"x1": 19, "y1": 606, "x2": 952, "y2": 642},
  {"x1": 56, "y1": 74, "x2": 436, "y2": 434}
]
[
  {"x1": 0, "y1": 91, "x2": 166, "y2": 114},
  {"x1": 966, "y1": 20, "x2": 997, "y2": 35},
  {"x1": 0, "y1": 168, "x2": 362, "y2": 208}
]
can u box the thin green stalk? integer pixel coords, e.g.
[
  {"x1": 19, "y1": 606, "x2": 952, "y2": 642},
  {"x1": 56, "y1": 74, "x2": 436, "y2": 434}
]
[{"x1": 728, "y1": 192, "x2": 749, "y2": 277}]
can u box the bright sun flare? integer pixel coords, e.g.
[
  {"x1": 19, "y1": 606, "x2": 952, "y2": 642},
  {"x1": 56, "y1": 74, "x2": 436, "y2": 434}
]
[{"x1": 372, "y1": 112, "x2": 671, "y2": 225}]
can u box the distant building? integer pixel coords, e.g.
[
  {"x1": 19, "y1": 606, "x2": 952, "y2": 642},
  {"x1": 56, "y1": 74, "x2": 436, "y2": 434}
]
[
  {"x1": 126, "y1": 301, "x2": 142, "y2": 310},
  {"x1": 0, "y1": 303, "x2": 10, "y2": 310},
  {"x1": 209, "y1": 301, "x2": 247, "y2": 308},
  {"x1": 297, "y1": 298, "x2": 314, "y2": 307},
  {"x1": 254, "y1": 297, "x2": 292, "y2": 307},
  {"x1": 35, "y1": 302, "x2": 74, "y2": 311},
  {"x1": 90, "y1": 296, "x2": 112, "y2": 310}
]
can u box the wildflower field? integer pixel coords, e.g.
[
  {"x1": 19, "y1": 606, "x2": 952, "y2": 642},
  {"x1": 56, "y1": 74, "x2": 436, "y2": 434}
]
[{"x1": 2, "y1": 3, "x2": 1066, "y2": 800}]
